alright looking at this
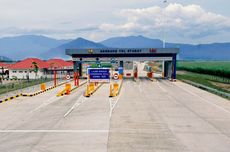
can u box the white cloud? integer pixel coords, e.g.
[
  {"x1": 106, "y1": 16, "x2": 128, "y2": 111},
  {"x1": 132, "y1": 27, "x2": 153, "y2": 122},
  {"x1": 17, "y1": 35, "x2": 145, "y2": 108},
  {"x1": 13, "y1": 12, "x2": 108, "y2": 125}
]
[
  {"x1": 0, "y1": 1, "x2": 229, "y2": 43},
  {"x1": 99, "y1": 3, "x2": 230, "y2": 41}
]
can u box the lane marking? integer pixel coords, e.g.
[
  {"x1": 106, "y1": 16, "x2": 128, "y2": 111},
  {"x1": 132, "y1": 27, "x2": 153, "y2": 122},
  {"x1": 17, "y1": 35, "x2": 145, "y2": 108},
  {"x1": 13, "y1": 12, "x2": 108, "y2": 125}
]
[
  {"x1": 175, "y1": 83, "x2": 230, "y2": 114},
  {"x1": 0, "y1": 129, "x2": 108, "y2": 133},
  {"x1": 29, "y1": 96, "x2": 63, "y2": 114},
  {"x1": 109, "y1": 88, "x2": 122, "y2": 118},
  {"x1": 138, "y1": 83, "x2": 143, "y2": 93},
  {"x1": 64, "y1": 95, "x2": 86, "y2": 118},
  {"x1": 156, "y1": 81, "x2": 167, "y2": 93}
]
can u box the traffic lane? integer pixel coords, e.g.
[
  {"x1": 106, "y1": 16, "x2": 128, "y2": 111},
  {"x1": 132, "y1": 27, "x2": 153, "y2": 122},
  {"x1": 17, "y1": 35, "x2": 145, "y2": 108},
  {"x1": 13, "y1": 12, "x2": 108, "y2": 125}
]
[
  {"x1": 0, "y1": 80, "x2": 81, "y2": 129},
  {"x1": 172, "y1": 81, "x2": 230, "y2": 136},
  {"x1": 108, "y1": 79, "x2": 187, "y2": 152},
  {"x1": 0, "y1": 83, "x2": 110, "y2": 152},
  {"x1": 28, "y1": 83, "x2": 110, "y2": 152},
  {"x1": 0, "y1": 79, "x2": 85, "y2": 127},
  {"x1": 0, "y1": 85, "x2": 86, "y2": 152},
  {"x1": 152, "y1": 79, "x2": 230, "y2": 152},
  {"x1": 159, "y1": 79, "x2": 230, "y2": 125}
]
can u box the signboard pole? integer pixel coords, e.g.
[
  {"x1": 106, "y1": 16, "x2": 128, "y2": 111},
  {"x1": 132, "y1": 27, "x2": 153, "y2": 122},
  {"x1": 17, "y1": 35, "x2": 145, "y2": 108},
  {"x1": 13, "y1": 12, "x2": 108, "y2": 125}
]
[{"x1": 54, "y1": 68, "x2": 57, "y2": 86}]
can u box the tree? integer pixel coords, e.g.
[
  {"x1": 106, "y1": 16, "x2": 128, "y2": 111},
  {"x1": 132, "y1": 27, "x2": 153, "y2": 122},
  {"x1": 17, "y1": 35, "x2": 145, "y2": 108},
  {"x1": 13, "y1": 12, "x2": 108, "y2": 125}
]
[{"x1": 32, "y1": 62, "x2": 39, "y2": 79}]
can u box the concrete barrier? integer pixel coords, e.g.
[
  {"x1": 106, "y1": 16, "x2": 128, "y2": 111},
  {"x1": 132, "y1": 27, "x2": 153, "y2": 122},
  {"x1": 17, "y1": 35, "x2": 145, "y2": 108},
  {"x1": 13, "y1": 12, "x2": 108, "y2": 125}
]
[
  {"x1": 0, "y1": 94, "x2": 22, "y2": 103},
  {"x1": 57, "y1": 83, "x2": 71, "y2": 97},
  {"x1": 23, "y1": 81, "x2": 70, "y2": 97},
  {"x1": 57, "y1": 81, "x2": 87, "y2": 97},
  {"x1": 0, "y1": 80, "x2": 71, "y2": 103},
  {"x1": 84, "y1": 82, "x2": 103, "y2": 97},
  {"x1": 109, "y1": 80, "x2": 123, "y2": 97}
]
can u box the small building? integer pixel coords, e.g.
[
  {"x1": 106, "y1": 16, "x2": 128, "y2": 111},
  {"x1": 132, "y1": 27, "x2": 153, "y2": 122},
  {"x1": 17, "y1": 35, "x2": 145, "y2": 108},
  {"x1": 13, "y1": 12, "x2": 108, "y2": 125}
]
[
  {"x1": 7, "y1": 58, "x2": 74, "y2": 80},
  {"x1": 0, "y1": 62, "x2": 11, "y2": 78},
  {"x1": 8, "y1": 58, "x2": 50, "y2": 79}
]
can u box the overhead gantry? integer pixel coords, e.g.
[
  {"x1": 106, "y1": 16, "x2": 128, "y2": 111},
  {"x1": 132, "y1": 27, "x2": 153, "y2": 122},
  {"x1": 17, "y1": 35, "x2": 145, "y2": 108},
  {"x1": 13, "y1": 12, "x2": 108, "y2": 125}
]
[{"x1": 66, "y1": 48, "x2": 179, "y2": 80}]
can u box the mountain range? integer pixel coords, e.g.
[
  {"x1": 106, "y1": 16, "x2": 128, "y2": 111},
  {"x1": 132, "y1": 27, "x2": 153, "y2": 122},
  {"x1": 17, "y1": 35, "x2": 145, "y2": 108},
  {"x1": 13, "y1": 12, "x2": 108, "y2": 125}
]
[{"x1": 0, "y1": 35, "x2": 229, "y2": 60}]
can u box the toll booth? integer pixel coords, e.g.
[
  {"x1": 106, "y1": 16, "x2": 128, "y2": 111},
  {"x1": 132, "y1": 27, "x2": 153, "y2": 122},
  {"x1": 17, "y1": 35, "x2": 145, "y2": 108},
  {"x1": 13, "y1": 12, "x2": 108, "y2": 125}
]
[{"x1": 66, "y1": 48, "x2": 179, "y2": 80}]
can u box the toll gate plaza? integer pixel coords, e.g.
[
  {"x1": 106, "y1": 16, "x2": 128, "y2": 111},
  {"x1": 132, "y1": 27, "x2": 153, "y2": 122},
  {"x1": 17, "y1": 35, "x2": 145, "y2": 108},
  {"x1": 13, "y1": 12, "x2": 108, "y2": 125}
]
[
  {"x1": 66, "y1": 48, "x2": 179, "y2": 80},
  {"x1": 0, "y1": 48, "x2": 230, "y2": 152}
]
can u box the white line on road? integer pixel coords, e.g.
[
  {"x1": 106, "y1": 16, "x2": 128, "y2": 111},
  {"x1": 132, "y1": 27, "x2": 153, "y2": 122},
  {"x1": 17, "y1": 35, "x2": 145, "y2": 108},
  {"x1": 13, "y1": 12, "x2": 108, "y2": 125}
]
[
  {"x1": 109, "y1": 90, "x2": 121, "y2": 118},
  {"x1": 29, "y1": 96, "x2": 64, "y2": 114},
  {"x1": 156, "y1": 81, "x2": 167, "y2": 93},
  {"x1": 0, "y1": 130, "x2": 109, "y2": 133},
  {"x1": 64, "y1": 95, "x2": 86, "y2": 118},
  {"x1": 138, "y1": 83, "x2": 143, "y2": 93}
]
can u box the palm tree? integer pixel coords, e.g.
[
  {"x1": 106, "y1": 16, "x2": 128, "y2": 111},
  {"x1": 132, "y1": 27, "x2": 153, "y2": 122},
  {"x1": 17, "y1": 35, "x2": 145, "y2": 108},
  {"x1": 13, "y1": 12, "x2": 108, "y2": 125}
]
[{"x1": 32, "y1": 62, "x2": 39, "y2": 79}]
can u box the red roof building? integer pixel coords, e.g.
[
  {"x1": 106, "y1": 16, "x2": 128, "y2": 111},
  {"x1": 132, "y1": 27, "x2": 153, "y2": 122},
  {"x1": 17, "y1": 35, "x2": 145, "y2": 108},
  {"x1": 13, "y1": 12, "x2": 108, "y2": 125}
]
[
  {"x1": 8, "y1": 58, "x2": 50, "y2": 70},
  {"x1": 7, "y1": 58, "x2": 74, "y2": 79},
  {"x1": 0, "y1": 62, "x2": 10, "y2": 68}
]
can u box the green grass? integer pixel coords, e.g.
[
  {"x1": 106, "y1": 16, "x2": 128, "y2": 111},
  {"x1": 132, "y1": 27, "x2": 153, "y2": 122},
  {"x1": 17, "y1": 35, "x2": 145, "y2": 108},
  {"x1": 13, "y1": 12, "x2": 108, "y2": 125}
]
[
  {"x1": 177, "y1": 61, "x2": 230, "y2": 98},
  {"x1": 177, "y1": 73, "x2": 230, "y2": 94},
  {"x1": 177, "y1": 61, "x2": 230, "y2": 78},
  {"x1": 0, "y1": 79, "x2": 52, "y2": 95}
]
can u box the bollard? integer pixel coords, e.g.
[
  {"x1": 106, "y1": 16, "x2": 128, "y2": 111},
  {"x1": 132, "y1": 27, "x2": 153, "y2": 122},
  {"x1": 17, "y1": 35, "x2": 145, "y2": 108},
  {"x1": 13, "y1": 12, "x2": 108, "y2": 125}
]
[
  {"x1": 89, "y1": 83, "x2": 95, "y2": 93},
  {"x1": 134, "y1": 72, "x2": 138, "y2": 79},
  {"x1": 109, "y1": 84, "x2": 114, "y2": 97},
  {"x1": 149, "y1": 72, "x2": 153, "y2": 78},
  {"x1": 41, "y1": 83, "x2": 46, "y2": 91},
  {"x1": 65, "y1": 83, "x2": 71, "y2": 95},
  {"x1": 85, "y1": 84, "x2": 90, "y2": 97},
  {"x1": 119, "y1": 74, "x2": 123, "y2": 80}
]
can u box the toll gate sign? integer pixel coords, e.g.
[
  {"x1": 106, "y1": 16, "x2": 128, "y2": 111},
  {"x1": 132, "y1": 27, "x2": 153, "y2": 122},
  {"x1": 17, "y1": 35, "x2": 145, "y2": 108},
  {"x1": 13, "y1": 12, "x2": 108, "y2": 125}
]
[{"x1": 88, "y1": 68, "x2": 110, "y2": 83}]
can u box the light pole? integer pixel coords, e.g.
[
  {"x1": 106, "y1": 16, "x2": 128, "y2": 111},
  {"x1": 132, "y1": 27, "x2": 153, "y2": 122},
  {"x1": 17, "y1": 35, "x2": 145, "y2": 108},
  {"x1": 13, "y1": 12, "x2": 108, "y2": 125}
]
[{"x1": 163, "y1": 0, "x2": 167, "y2": 48}]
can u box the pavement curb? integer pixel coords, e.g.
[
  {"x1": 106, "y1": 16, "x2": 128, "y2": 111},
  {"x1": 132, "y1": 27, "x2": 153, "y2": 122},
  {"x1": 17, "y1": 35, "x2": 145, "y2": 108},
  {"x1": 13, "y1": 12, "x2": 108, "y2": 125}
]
[
  {"x1": 0, "y1": 93, "x2": 22, "y2": 103},
  {"x1": 58, "y1": 81, "x2": 87, "y2": 97},
  {"x1": 21, "y1": 81, "x2": 69, "y2": 97}
]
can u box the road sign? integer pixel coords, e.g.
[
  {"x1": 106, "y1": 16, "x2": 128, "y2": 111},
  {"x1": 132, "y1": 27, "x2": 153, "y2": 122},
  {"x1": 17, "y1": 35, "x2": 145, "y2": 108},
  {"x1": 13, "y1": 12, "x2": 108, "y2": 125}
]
[
  {"x1": 88, "y1": 68, "x2": 110, "y2": 83},
  {"x1": 66, "y1": 75, "x2": 70, "y2": 80},
  {"x1": 113, "y1": 73, "x2": 119, "y2": 80}
]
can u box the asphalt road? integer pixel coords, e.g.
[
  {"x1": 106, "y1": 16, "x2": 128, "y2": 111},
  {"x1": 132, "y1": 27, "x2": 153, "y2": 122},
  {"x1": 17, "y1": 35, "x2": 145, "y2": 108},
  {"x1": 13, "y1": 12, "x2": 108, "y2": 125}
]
[{"x1": 0, "y1": 78, "x2": 229, "y2": 152}]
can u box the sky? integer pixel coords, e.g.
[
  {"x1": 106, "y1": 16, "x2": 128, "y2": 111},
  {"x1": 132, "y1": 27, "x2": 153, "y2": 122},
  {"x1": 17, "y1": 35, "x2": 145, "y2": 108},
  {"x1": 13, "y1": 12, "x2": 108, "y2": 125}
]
[{"x1": 0, "y1": 0, "x2": 229, "y2": 44}]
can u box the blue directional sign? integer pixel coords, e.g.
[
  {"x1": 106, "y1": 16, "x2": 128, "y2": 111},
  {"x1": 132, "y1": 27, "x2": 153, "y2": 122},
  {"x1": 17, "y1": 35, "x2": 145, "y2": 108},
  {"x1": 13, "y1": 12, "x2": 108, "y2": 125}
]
[{"x1": 88, "y1": 68, "x2": 110, "y2": 82}]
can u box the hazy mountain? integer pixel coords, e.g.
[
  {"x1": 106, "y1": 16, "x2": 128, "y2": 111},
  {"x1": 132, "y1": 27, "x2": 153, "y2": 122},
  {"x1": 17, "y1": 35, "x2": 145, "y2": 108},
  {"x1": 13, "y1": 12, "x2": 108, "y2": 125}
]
[
  {"x1": 101, "y1": 35, "x2": 163, "y2": 48},
  {"x1": 0, "y1": 56, "x2": 12, "y2": 62},
  {"x1": 165, "y1": 43, "x2": 230, "y2": 60},
  {"x1": 101, "y1": 36, "x2": 230, "y2": 60},
  {"x1": 0, "y1": 35, "x2": 229, "y2": 60},
  {"x1": 0, "y1": 35, "x2": 71, "y2": 60},
  {"x1": 42, "y1": 38, "x2": 107, "y2": 59}
]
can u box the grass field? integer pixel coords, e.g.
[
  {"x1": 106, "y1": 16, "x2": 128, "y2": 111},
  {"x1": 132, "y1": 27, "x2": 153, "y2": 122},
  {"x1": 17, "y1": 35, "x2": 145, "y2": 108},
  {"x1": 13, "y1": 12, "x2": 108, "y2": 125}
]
[
  {"x1": 177, "y1": 61, "x2": 230, "y2": 79},
  {"x1": 177, "y1": 61, "x2": 230, "y2": 97}
]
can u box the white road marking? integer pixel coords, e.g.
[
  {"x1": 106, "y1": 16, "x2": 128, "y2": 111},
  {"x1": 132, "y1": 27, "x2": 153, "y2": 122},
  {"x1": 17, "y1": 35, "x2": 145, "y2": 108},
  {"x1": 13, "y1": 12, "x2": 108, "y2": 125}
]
[
  {"x1": 156, "y1": 81, "x2": 167, "y2": 93},
  {"x1": 138, "y1": 83, "x2": 143, "y2": 93},
  {"x1": 0, "y1": 130, "x2": 108, "y2": 133},
  {"x1": 109, "y1": 90, "x2": 121, "y2": 118},
  {"x1": 64, "y1": 95, "x2": 86, "y2": 118},
  {"x1": 29, "y1": 96, "x2": 63, "y2": 114},
  {"x1": 175, "y1": 83, "x2": 230, "y2": 114}
]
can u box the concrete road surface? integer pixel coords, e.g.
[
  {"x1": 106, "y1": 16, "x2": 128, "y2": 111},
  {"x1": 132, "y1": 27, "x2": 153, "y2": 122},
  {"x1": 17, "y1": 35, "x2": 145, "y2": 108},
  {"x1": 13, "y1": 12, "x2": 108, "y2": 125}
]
[{"x1": 0, "y1": 78, "x2": 230, "y2": 152}]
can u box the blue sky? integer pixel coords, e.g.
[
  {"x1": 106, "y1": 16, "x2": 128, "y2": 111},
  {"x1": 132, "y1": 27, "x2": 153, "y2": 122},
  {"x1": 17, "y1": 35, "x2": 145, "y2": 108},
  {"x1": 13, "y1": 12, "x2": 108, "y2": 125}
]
[{"x1": 0, "y1": 0, "x2": 229, "y2": 44}]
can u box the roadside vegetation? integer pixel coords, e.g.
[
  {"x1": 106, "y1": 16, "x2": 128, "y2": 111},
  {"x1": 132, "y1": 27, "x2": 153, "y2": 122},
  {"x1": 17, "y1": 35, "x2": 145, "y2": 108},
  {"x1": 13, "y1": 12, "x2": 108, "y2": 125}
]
[
  {"x1": 177, "y1": 61, "x2": 230, "y2": 98},
  {"x1": 0, "y1": 78, "x2": 52, "y2": 95},
  {"x1": 177, "y1": 61, "x2": 230, "y2": 79}
]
